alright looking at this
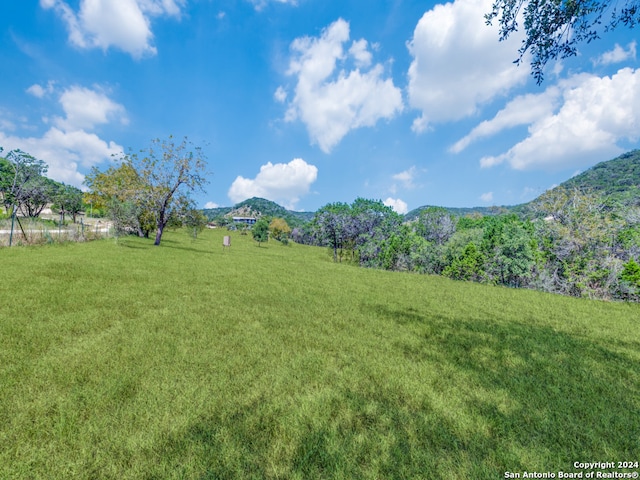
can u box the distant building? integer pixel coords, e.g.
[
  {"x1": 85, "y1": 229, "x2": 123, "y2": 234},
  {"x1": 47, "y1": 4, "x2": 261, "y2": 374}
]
[{"x1": 232, "y1": 216, "x2": 257, "y2": 225}]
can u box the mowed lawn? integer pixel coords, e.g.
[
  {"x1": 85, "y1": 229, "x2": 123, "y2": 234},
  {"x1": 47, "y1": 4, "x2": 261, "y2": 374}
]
[{"x1": 1, "y1": 229, "x2": 639, "y2": 479}]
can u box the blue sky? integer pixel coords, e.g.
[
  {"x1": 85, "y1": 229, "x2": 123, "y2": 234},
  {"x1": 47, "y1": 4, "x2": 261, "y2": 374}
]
[{"x1": 1, "y1": 0, "x2": 639, "y2": 213}]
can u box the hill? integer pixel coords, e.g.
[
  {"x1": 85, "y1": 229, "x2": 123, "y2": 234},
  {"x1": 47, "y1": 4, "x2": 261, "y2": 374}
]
[
  {"x1": 202, "y1": 197, "x2": 315, "y2": 227},
  {"x1": 204, "y1": 150, "x2": 640, "y2": 226},
  {"x1": 559, "y1": 149, "x2": 640, "y2": 206},
  {"x1": 404, "y1": 205, "x2": 507, "y2": 222},
  {"x1": 407, "y1": 150, "x2": 640, "y2": 220}
]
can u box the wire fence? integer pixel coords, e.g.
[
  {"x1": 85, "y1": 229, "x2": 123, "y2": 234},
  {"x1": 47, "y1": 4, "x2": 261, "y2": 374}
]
[{"x1": 0, "y1": 218, "x2": 113, "y2": 247}]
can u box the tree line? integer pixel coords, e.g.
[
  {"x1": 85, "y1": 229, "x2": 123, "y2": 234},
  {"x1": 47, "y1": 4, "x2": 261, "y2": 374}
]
[
  {"x1": 293, "y1": 193, "x2": 640, "y2": 302},
  {"x1": 4, "y1": 138, "x2": 639, "y2": 302},
  {"x1": 0, "y1": 148, "x2": 84, "y2": 223},
  {"x1": 1, "y1": 137, "x2": 209, "y2": 247}
]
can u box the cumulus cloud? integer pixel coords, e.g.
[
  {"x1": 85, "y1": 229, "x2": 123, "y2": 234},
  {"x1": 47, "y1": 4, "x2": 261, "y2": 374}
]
[
  {"x1": 0, "y1": 128, "x2": 123, "y2": 186},
  {"x1": 349, "y1": 39, "x2": 372, "y2": 68},
  {"x1": 475, "y1": 68, "x2": 640, "y2": 171},
  {"x1": 407, "y1": 0, "x2": 528, "y2": 131},
  {"x1": 391, "y1": 166, "x2": 418, "y2": 189},
  {"x1": 383, "y1": 197, "x2": 408, "y2": 214},
  {"x1": 228, "y1": 158, "x2": 318, "y2": 209},
  {"x1": 55, "y1": 86, "x2": 128, "y2": 130},
  {"x1": 248, "y1": 0, "x2": 298, "y2": 10},
  {"x1": 479, "y1": 191, "x2": 493, "y2": 203},
  {"x1": 274, "y1": 86, "x2": 287, "y2": 103},
  {"x1": 451, "y1": 88, "x2": 561, "y2": 153},
  {"x1": 593, "y1": 41, "x2": 637, "y2": 66},
  {"x1": 281, "y1": 18, "x2": 403, "y2": 153},
  {"x1": 26, "y1": 81, "x2": 55, "y2": 98},
  {"x1": 40, "y1": 0, "x2": 185, "y2": 58},
  {"x1": 390, "y1": 166, "x2": 419, "y2": 193},
  {"x1": 204, "y1": 201, "x2": 220, "y2": 209},
  {"x1": 0, "y1": 84, "x2": 125, "y2": 187}
]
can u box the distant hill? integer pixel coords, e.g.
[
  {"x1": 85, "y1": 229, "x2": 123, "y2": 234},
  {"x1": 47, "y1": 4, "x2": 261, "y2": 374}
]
[
  {"x1": 202, "y1": 197, "x2": 315, "y2": 227},
  {"x1": 408, "y1": 150, "x2": 640, "y2": 220},
  {"x1": 404, "y1": 205, "x2": 508, "y2": 222},
  {"x1": 558, "y1": 150, "x2": 640, "y2": 206},
  {"x1": 203, "y1": 151, "x2": 640, "y2": 226}
]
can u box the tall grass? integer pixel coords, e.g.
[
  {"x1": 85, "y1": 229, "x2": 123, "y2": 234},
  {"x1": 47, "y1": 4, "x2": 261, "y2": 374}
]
[{"x1": 1, "y1": 229, "x2": 638, "y2": 479}]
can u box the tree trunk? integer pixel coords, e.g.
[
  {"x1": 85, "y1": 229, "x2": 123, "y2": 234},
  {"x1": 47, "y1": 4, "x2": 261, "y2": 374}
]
[
  {"x1": 154, "y1": 207, "x2": 167, "y2": 245},
  {"x1": 154, "y1": 226, "x2": 163, "y2": 245}
]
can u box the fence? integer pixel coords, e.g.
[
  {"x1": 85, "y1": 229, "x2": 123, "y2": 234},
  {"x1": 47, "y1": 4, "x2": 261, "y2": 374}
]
[{"x1": 0, "y1": 218, "x2": 113, "y2": 247}]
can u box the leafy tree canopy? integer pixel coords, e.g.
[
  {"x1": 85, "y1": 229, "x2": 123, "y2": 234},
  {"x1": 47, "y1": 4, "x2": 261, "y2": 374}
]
[
  {"x1": 486, "y1": 0, "x2": 640, "y2": 83},
  {"x1": 252, "y1": 218, "x2": 269, "y2": 245},
  {"x1": 85, "y1": 136, "x2": 209, "y2": 245},
  {"x1": 269, "y1": 217, "x2": 291, "y2": 242}
]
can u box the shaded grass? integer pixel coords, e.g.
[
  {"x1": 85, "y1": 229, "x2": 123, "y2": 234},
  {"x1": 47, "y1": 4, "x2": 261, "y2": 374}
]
[{"x1": 1, "y1": 229, "x2": 639, "y2": 479}]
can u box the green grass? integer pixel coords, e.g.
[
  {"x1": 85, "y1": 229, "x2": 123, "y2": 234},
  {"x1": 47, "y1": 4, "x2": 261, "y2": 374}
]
[{"x1": 1, "y1": 229, "x2": 639, "y2": 479}]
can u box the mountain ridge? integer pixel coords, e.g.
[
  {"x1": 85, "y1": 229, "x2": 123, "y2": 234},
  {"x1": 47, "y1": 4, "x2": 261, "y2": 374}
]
[{"x1": 204, "y1": 150, "x2": 640, "y2": 223}]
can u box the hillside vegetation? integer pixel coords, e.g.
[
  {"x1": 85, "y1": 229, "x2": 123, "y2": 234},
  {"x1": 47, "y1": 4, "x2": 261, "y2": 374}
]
[
  {"x1": 560, "y1": 149, "x2": 640, "y2": 206},
  {"x1": 407, "y1": 149, "x2": 640, "y2": 219},
  {"x1": 1, "y1": 230, "x2": 638, "y2": 479},
  {"x1": 203, "y1": 197, "x2": 314, "y2": 228}
]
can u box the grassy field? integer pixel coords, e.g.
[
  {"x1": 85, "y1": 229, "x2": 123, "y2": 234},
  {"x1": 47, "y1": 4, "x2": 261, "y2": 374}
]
[{"x1": 1, "y1": 229, "x2": 639, "y2": 479}]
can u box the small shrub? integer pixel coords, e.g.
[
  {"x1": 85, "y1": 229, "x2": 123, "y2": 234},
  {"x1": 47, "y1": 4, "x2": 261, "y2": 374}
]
[{"x1": 621, "y1": 258, "x2": 640, "y2": 289}]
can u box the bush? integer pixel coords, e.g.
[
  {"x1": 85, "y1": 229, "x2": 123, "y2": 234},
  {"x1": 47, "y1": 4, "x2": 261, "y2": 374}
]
[{"x1": 621, "y1": 258, "x2": 640, "y2": 289}]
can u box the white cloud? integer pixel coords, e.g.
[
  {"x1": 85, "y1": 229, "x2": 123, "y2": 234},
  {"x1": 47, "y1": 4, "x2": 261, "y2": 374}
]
[
  {"x1": 204, "y1": 202, "x2": 220, "y2": 209},
  {"x1": 383, "y1": 197, "x2": 408, "y2": 214},
  {"x1": 274, "y1": 86, "x2": 287, "y2": 103},
  {"x1": 40, "y1": 0, "x2": 185, "y2": 58},
  {"x1": 0, "y1": 128, "x2": 123, "y2": 186},
  {"x1": 593, "y1": 41, "x2": 637, "y2": 66},
  {"x1": 0, "y1": 85, "x2": 125, "y2": 187},
  {"x1": 228, "y1": 158, "x2": 318, "y2": 209},
  {"x1": 28, "y1": 86, "x2": 45, "y2": 98},
  {"x1": 248, "y1": 0, "x2": 298, "y2": 10},
  {"x1": 451, "y1": 88, "x2": 561, "y2": 153},
  {"x1": 478, "y1": 68, "x2": 640, "y2": 171},
  {"x1": 407, "y1": 0, "x2": 528, "y2": 130},
  {"x1": 411, "y1": 114, "x2": 430, "y2": 134},
  {"x1": 479, "y1": 191, "x2": 493, "y2": 203},
  {"x1": 26, "y1": 81, "x2": 55, "y2": 98},
  {"x1": 349, "y1": 39, "x2": 372, "y2": 68},
  {"x1": 282, "y1": 18, "x2": 403, "y2": 153},
  {"x1": 392, "y1": 166, "x2": 418, "y2": 189},
  {"x1": 56, "y1": 86, "x2": 128, "y2": 130}
]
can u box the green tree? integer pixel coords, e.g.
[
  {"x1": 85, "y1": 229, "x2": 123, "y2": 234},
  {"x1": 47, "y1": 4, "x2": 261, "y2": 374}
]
[
  {"x1": 130, "y1": 136, "x2": 208, "y2": 246},
  {"x1": 0, "y1": 154, "x2": 14, "y2": 214},
  {"x1": 84, "y1": 162, "x2": 153, "y2": 237},
  {"x1": 52, "y1": 184, "x2": 83, "y2": 223},
  {"x1": 182, "y1": 208, "x2": 208, "y2": 239},
  {"x1": 312, "y1": 202, "x2": 353, "y2": 262},
  {"x1": 1, "y1": 149, "x2": 50, "y2": 217},
  {"x1": 621, "y1": 258, "x2": 640, "y2": 288},
  {"x1": 444, "y1": 242, "x2": 486, "y2": 282},
  {"x1": 486, "y1": 0, "x2": 639, "y2": 83},
  {"x1": 377, "y1": 225, "x2": 426, "y2": 271},
  {"x1": 531, "y1": 187, "x2": 620, "y2": 297},
  {"x1": 414, "y1": 207, "x2": 456, "y2": 245},
  {"x1": 482, "y1": 215, "x2": 536, "y2": 287},
  {"x1": 269, "y1": 217, "x2": 292, "y2": 243},
  {"x1": 85, "y1": 136, "x2": 209, "y2": 245},
  {"x1": 252, "y1": 218, "x2": 269, "y2": 246}
]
